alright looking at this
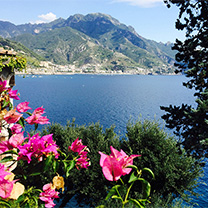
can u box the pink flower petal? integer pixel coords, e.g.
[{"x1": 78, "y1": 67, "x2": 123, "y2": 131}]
[
  {"x1": 17, "y1": 102, "x2": 31, "y2": 113},
  {"x1": 4, "y1": 109, "x2": 23, "y2": 124},
  {"x1": 10, "y1": 124, "x2": 22, "y2": 134},
  {"x1": 99, "y1": 147, "x2": 141, "y2": 181},
  {"x1": 0, "y1": 179, "x2": 14, "y2": 199},
  {"x1": 9, "y1": 132, "x2": 25, "y2": 148},
  {"x1": 99, "y1": 151, "x2": 108, "y2": 167}
]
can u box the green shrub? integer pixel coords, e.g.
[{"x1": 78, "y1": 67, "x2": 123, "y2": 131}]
[
  {"x1": 40, "y1": 119, "x2": 202, "y2": 207},
  {"x1": 42, "y1": 120, "x2": 121, "y2": 207},
  {"x1": 121, "y1": 119, "x2": 202, "y2": 206}
]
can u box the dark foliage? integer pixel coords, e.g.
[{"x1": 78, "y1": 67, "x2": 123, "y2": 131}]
[
  {"x1": 162, "y1": 0, "x2": 208, "y2": 158},
  {"x1": 41, "y1": 120, "x2": 121, "y2": 207},
  {"x1": 41, "y1": 120, "x2": 201, "y2": 207},
  {"x1": 121, "y1": 119, "x2": 202, "y2": 205}
]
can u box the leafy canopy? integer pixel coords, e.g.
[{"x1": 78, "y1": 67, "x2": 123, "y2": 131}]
[
  {"x1": 41, "y1": 120, "x2": 201, "y2": 207},
  {"x1": 161, "y1": 0, "x2": 208, "y2": 158}
]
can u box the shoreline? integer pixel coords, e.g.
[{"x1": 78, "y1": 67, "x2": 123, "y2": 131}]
[{"x1": 16, "y1": 71, "x2": 177, "y2": 76}]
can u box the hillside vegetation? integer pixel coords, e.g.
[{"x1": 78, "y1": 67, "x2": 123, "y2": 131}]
[
  {"x1": 0, "y1": 36, "x2": 43, "y2": 68},
  {"x1": 0, "y1": 13, "x2": 176, "y2": 74}
]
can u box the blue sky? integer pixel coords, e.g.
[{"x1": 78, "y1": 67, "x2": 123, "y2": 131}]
[{"x1": 0, "y1": 0, "x2": 185, "y2": 43}]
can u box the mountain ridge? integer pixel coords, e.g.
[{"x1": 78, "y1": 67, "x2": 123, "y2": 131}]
[{"x1": 0, "y1": 13, "x2": 176, "y2": 74}]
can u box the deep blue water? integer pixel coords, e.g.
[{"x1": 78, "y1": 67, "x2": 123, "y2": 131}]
[
  {"x1": 14, "y1": 74, "x2": 195, "y2": 133},
  {"x1": 13, "y1": 74, "x2": 207, "y2": 207}
]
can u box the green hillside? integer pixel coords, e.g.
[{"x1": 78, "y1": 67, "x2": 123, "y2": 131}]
[
  {"x1": 0, "y1": 13, "x2": 176, "y2": 74},
  {"x1": 12, "y1": 27, "x2": 144, "y2": 72},
  {"x1": 0, "y1": 36, "x2": 43, "y2": 68}
]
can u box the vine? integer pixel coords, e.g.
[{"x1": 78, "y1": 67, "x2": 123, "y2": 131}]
[{"x1": 0, "y1": 55, "x2": 27, "y2": 72}]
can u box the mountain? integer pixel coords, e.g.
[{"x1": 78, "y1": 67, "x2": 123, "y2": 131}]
[
  {"x1": 0, "y1": 13, "x2": 176, "y2": 74},
  {"x1": 11, "y1": 26, "x2": 139, "y2": 69},
  {"x1": 0, "y1": 18, "x2": 66, "y2": 38}
]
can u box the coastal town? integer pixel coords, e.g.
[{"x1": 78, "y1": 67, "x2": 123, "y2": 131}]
[
  {"x1": 1, "y1": 47, "x2": 175, "y2": 76},
  {"x1": 19, "y1": 60, "x2": 174, "y2": 75}
]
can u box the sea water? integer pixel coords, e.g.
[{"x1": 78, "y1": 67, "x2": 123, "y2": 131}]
[{"x1": 13, "y1": 74, "x2": 206, "y2": 207}]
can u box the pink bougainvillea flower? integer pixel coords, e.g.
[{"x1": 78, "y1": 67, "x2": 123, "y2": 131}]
[
  {"x1": 0, "y1": 141, "x2": 9, "y2": 153},
  {"x1": 10, "y1": 124, "x2": 23, "y2": 134},
  {"x1": 121, "y1": 153, "x2": 140, "y2": 175},
  {"x1": 8, "y1": 89, "x2": 20, "y2": 100},
  {"x1": 0, "y1": 170, "x2": 24, "y2": 200},
  {"x1": 76, "y1": 151, "x2": 90, "y2": 169},
  {"x1": 34, "y1": 115, "x2": 50, "y2": 125},
  {"x1": 17, "y1": 133, "x2": 59, "y2": 163},
  {"x1": 99, "y1": 152, "x2": 123, "y2": 181},
  {"x1": 0, "y1": 178, "x2": 14, "y2": 199},
  {"x1": 33, "y1": 107, "x2": 45, "y2": 115},
  {"x1": 25, "y1": 107, "x2": 49, "y2": 125},
  {"x1": 4, "y1": 109, "x2": 23, "y2": 124},
  {"x1": 16, "y1": 102, "x2": 32, "y2": 113},
  {"x1": 68, "y1": 138, "x2": 90, "y2": 169},
  {"x1": 17, "y1": 133, "x2": 42, "y2": 163},
  {"x1": 68, "y1": 138, "x2": 86, "y2": 153},
  {"x1": 41, "y1": 134, "x2": 59, "y2": 158},
  {"x1": 99, "y1": 146, "x2": 140, "y2": 181},
  {"x1": 109, "y1": 147, "x2": 140, "y2": 176},
  {"x1": 25, "y1": 114, "x2": 38, "y2": 125},
  {"x1": 0, "y1": 132, "x2": 24, "y2": 153},
  {"x1": 9, "y1": 132, "x2": 25, "y2": 148},
  {"x1": 17, "y1": 146, "x2": 33, "y2": 164},
  {"x1": 39, "y1": 183, "x2": 59, "y2": 208},
  {"x1": 0, "y1": 141, "x2": 13, "y2": 154},
  {"x1": 0, "y1": 164, "x2": 14, "y2": 199},
  {"x1": 26, "y1": 114, "x2": 50, "y2": 125},
  {"x1": 0, "y1": 80, "x2": 7, "y2": 93},
  {"x1": 0, "y1": 164, "x2": 11, "y2": 180}
]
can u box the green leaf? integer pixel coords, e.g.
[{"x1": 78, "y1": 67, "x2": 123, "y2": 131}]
[
  {"x1": 0, "y1": 150, "x2": 18, "y2": 155},
  {"x1": 44, "y1": 155, "x2": 53, "y2": 172},
  {"x1": 138, "y1": 178, "x2": 151, "y2": 199},
  {"x1": 2, "y1": 100, "x2": 10, "y2": 108},
  {"x1": 9, "y1": 102, "x2": 13, "y2": 110},
  {"x1": 23, "y1": 202, "x2": 30, "y2": 208},
  {"x1": 96, "y1": 205, "x2": 105, "y2": 208},
  {"x1": 58, "y1": 149, "x2": 66, "y2": 157},
  {"x1": 105, "y1": 185, "x2": 121, "y2": 200},
  {"x1": 112, "y1": 195, "x2": 122, "y2": 200},
  {"x1": 0, "y1": 200, "x2": 11, "y2": 208},
  {"x1": 39, "y1": 203, "x2": 45, "y2": 208},
  {"x1": 34, "y1": 123, "x2": 38, "y2": 131},
  {"x1": 0, "y1": 156, "x2": 13, "y2": 163},
  {"x1": 66, "y1": 160, "x2": 75, "y2": 177},
  {"x1": 63, "y1": 161, "x2": 68, "y2": 172},
  {"x1": 142, "y1": 168, "x2": 155, "y2": 179},
  {"x1": 68, "y1": 160, "x2": 76, "y2": 171},
  {"x1": 16, "y1": 195, "x2": 25, "y2": 203},
  {"x1": 26, "y1": 112, "x2": 32, "y2": 116},
  {"x1": 17, "y1": 117, "x2": 25, "y2": 129},
  {"x1": 126, "y1": 165, "x2": 138, "y2": 171},
  {"x1": 23, "y1": 174, "x2": 27, "y2": 180},
  {"x1": 129, "y1": 198, "x2": 145, "y2": 208},
  {"x1": 53, "y1": 160, "x2": 59, "y2": 173},
  {"x1": 29, "y1": 172, "x2": 41, "y2": 176},
  {"x1": 128, "y1": 171, "x2": 138, "y2": 183},
  {"x1": 32, "y1": 196, "x2": 39, "y2": 206}
]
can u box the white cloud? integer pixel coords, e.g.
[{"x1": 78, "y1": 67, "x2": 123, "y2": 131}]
[
  {"x1": 113, "y1": 0, "x2": 163, "y2": 7},
  {"x1": 38, "y1": 12, "x2": 57, "y2": 22},
  {"x1": 31, "y1": 12, "x2": 57, "y2": 24}
]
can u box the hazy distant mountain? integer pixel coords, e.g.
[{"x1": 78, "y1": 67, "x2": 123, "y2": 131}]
[{"x1": 0, "y1": 13, "x2": 176, "y2": 73}]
